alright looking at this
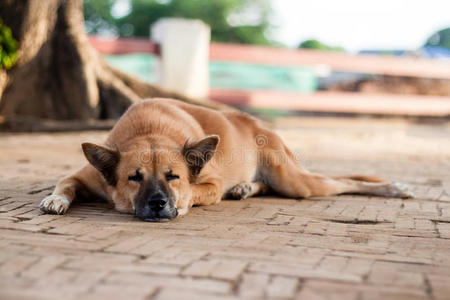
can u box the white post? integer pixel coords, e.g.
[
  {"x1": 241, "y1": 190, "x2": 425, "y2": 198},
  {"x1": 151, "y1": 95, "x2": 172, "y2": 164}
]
[{"x1": 151, "y1": 18, "x2": 210, "y2": 100}]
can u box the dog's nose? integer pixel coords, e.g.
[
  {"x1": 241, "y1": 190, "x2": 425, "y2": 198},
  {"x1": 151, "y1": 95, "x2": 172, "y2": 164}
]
[{"x1": 148, "y1": 192, "x2": 167, "y2": 212}]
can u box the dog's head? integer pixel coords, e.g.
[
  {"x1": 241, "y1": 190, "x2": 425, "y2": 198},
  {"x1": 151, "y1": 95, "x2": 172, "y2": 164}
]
[{"x1": 81, "y1": 135, "x2": 219, "y2": 222}]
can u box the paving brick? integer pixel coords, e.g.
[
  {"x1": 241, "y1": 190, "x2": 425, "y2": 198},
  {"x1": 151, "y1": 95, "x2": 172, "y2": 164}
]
[
  {"x1": 414, "y1": 219, "x2": 435, "y2": 231},
  {"x1": 154, "y1": 289, "x2": 239, "y2": 300},
  {"x1": 249, "y1": 261, "x2": 362, "y2": 282},
  {"x1": 395, "y1": 216, "x2": 415, "y2": 229},
  {"x1": 344, "y1": 257, "x2": 374, "y2": 277},
  {"x1": 266, "y1": 275, "x2": 299, "y2": 299},
  {"x1": 238, "y1": 273, "x2": 270, "y2": 298},
  {"x1": 437, "y1": 222, "x2": 450, "y2": 239},
  {"x1": 361, "y1": 291, "x2": 427, "y2": 300},
  {"x1": 369, "y1": 264, "x2": 425, "y2": 288},
  {"x1": 106, "y1": 272, "x2": 232, "y2": 294},
  {"x1": 0, "y1": 201, "x2": 31, "y2": 212},
  {"x1": 304, "y1": 221, "x2": 327, "y2": 235},
  {"x1": 82, "y1": 284, "x2": 157, "y2": 300},
  {"x1": 129, "y1": 239, "x2": 174, "y2": 256},
  {"x1": 0, "y1": 254, "x2": 40, "y2": 276},
  {"x1": 210, "y1": 260, "x2": 248, "y2": 281},
  {"x1": 143, "y1": 247, "x2": 207, "y2": 266},
  {"x1": 64, "y1": 252, "x2": 137, "y2": 271},
  {"x1": 46, "y1": 222, "x2": 93, "y2": 235},
  {"x1": 20, "y1": 214, "x2": 62, "y2": 225},
  {"x1": 1, "y1": 118, "x2": 450, "y2": 299},
  {"x1": 267, "y1": 214, "x2": 292, "y2": 226},
  {"x1": 182, "y1": 259, "x2": 216, "y2": 277},
  {"x1": 75, "y1": 227, "x2": 121, "y2": 242},
  {"x1": 182, "y1": 259, "x2": 247, "y2": 281},
  {"x1": 318, "y1": 255, "x2": 348, "y2": 272},
  {"x1": 103, "y1": 235, "x2": 149, "y2": 253},
  {"x1": 296, "y1": 281, "x2": 360, "y2": 300},
  {"x1": 21, "y1": 255, "x2": 67, "y2": 278},
  {"x1": 427, "y1": 274, "x2": 450, "y2": 300}
]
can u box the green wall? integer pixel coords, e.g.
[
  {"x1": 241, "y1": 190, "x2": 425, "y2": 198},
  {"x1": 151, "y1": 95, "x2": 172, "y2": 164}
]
[{"x1": 105, "y1": 54, "x2": 317, "y2": 93}]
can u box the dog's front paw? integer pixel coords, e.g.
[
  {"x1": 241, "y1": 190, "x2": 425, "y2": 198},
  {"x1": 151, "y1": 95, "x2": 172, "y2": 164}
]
[
  {"x1": 388, "y1": 182, "x2": 415, "y2": 199},
  {"x1": 228, "y1": 183, "x2": 252, "y2": 200},
  {"x1": 40, "y1": 195, "x2": 70, "y2": 214},
  {"x1": 177, "y1": 207, "x2": 189, "y2": 216}
]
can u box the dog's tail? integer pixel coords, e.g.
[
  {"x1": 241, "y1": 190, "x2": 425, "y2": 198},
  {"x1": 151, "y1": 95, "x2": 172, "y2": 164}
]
[{"x1": 332, "y1": 175, "x2": 386, "y2": 183}]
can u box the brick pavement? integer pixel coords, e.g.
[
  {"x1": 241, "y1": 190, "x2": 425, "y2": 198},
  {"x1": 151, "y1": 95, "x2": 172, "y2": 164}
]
[{"x1": 0, "y1": 117, "x2": 449, "y2": 300}]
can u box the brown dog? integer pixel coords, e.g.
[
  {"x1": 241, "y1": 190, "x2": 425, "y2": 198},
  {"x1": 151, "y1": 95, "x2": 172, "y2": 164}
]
[{"x1": 40, "y1": 98, "x2": 413, "y2": 221}]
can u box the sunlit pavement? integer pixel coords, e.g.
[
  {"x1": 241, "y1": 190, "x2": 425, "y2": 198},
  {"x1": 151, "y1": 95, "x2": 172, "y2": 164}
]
[{"x1": 0, "y1": 116, "x2": 449, "y2": 299}]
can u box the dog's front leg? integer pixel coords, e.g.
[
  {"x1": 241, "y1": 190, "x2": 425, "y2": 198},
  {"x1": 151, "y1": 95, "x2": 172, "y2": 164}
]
[
  {"x1": 190, "y1": 182, "x2": 223, "y2": 206},
  {"x1": 176, "y1": 182, "x2": 223, "y2": 216},
  {"x1": 40, "y1": 165, "x2": 104, "y2": 214},
  {"x1": 40, "y1": 177, "x2": 79, "y2": 214}
]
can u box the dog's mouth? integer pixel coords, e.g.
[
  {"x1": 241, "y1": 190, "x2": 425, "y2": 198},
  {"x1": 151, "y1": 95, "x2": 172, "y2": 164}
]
[
  {"x1": 142, "y1": 217, "x2": 172, "y2": 222},
  {"x1": 136, "y1": 208, "x2": 178, "y2": 222}
]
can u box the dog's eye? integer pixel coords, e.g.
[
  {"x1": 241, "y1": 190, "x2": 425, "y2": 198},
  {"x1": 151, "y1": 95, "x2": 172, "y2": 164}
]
[
  {"x1": 165, "y1": 172, "x2": 179, "y2": 181},
  {"x1": 128, "y1": 171, "x2": 143, "y2": 182}
]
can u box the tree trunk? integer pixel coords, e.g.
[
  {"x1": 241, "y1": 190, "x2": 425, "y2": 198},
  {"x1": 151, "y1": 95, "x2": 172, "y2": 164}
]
[{"x1": 0, "y1": 0, "x2": 228, "y2": 129}]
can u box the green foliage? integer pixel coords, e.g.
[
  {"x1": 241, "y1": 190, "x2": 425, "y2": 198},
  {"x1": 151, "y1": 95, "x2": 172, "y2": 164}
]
[
  {"x1": 83, "y1": 0, "x2": 275, "y2": 46},
  {"x1": 0, "y1": 19, "x2": 18, "y2": 70},
  {"x1": 425, "y1": 27, "x2": 450, "y2": 49},
  {"x1": 298, "y1": 39, "x2": 344, "y2": 52}
]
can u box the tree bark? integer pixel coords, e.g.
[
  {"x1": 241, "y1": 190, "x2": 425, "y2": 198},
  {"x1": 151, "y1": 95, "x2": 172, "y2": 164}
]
[{"x1": 0, "y1": 0, "x2": 228, "y2": 128}]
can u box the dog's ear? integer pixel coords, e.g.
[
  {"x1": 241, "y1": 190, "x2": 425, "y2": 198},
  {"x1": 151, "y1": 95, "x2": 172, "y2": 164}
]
[
  {"x1": 82, "y1": 143, "x2": 120, "y2": 186},
  {"x1": 183, "y1": 135, "x2": 220, "y2": 177}
]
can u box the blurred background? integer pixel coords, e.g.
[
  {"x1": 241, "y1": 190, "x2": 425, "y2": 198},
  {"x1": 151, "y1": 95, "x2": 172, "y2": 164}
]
[
  {"x1": 87, "y1": 0, "x2": 450, "y2": 119},
  {"x1": 0, "y1": 0, "x2": 449, "y2": 127}
]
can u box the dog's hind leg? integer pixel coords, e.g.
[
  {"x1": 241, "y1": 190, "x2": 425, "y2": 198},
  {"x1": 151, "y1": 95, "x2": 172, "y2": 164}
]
[
  {"x1": 257, "y1": 130, "x2": 413, "y2": 199},
  {"x1": 332, "y1": 175, "x2": 385, "y2": 183},
  {"x1": 264, "y1": 157, "x2": 414, "y2": 199},
  {"x1": 265, "y1": 161, "x2": 413, "y2": 199}
]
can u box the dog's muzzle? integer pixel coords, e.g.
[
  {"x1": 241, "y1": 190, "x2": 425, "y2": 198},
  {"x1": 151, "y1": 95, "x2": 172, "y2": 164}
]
[{"x1": 135, "y1": 192, "x2": 178, "y2": 222}]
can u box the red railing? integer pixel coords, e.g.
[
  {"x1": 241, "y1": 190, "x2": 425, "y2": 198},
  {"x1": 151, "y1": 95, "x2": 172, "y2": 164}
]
[
  {"x1": 88, "y1": 36, "x2": 450, "y2": 117},
  {"x1": 89, "y1": 36, "x2": 450, "y2": 80},
  {"x1": 89, "y1": 36, "x2": 160, "y2": 55}
]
